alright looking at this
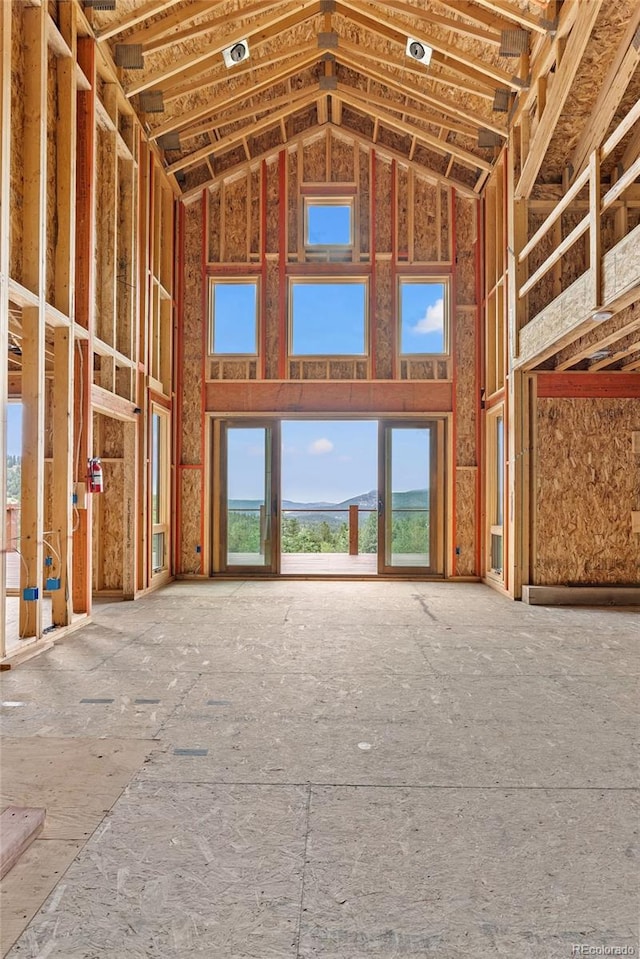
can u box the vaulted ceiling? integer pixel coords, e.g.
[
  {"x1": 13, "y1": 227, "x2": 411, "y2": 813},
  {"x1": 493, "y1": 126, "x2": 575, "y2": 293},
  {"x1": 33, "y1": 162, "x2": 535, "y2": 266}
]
[{"x1": 88, "y1": 0, "x2": 559, "y2": 197}]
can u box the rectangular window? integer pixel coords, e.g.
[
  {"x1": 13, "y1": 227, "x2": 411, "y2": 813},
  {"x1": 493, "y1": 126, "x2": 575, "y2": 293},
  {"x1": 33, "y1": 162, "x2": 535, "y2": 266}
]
[
  {"x1": 488, "y1": 411, "x2": 504, "y2": 579},
  {"x1": 209, "y1": 280, "x2": 258, "y2": 355},
  {"x1": 290, "y1": 280, "x2": 367, "y2": 356},
  {"x1": 399, "y1": 279, "x2": 448, "y2": 355},
  {"x1": 304, "y1": 199, "x2": 353, "y2": 248}
]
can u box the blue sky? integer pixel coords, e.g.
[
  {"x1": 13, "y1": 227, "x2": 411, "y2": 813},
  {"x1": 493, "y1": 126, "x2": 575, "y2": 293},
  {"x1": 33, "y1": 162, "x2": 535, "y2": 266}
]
[
  {"x1": 6, "y1": 403, "x2": 22, "y2": 456},
  {"x1": 227, "y1": 421, "x2": 430, "y2": 505},
  {"x1": 291, "y1": 281, "x2": 366, "y2": 355},
  {"x1": 212, "y1": 282, "x2": 257, "y2": 353},
  {"x1": 307, "y1": 204, "x2": 351, "y2": 245},
  {"x1": 400, "y1": 281, "x2": 446, "y2": 354}
]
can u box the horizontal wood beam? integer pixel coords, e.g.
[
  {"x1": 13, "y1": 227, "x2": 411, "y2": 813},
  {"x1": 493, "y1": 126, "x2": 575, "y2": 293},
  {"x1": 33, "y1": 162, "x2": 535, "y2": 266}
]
[
  {"x1": 96, "y1": 0, "x2": 184, "y2": 41},
  {"x1": 536, "y1": 372, "x2": 640, "y2": 398},
  {"x1": 205, "y1": 380, "x2": 454, "y2": 412}
]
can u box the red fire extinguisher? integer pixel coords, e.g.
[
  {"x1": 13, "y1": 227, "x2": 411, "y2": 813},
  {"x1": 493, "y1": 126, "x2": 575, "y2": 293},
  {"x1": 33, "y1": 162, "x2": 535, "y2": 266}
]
[{"x1": 88, "y1": 457, "x2": 104, "y2": 494}]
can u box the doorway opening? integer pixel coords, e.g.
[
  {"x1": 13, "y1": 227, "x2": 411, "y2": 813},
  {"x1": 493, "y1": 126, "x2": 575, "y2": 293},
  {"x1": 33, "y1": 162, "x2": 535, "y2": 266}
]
[{"x1": 216, "y1": 417, "x2": 443, "y2": 578}]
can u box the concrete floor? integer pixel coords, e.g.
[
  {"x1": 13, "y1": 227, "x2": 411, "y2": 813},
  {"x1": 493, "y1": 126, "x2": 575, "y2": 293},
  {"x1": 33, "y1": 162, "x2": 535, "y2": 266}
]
[{"x1": 0, "y1": 580, "x2": 638, "y2": 959}]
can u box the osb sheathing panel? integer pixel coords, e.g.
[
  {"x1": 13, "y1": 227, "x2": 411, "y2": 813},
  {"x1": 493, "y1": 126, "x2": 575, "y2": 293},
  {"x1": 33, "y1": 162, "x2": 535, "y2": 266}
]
[
  {"x1": 180, "y1": 469, "x2": 202, "y2": 575},
  {"x1": 209, "y1": 188, "x2": 220, "y2": 262},
  {"x1": 535, "y1": 398, "x2": 640, "y2": 585},
  {"x1": 560, "y1": 212, "x2": 588, "y2": 291},
  {"x1": 10, "y1": 3, "x2": 25, "y2": 285},
  {"x1": 288, "y1": 149, "x2": 298, "y2": 253},
  {"x1": 181, "y1": 203, "x2": 203, "y2": 465},
  {"x1": 527, "y1": 212, "x2": 557, "y2": 320},
  {"x1": 455, "y1": 196, "x2": 476, "y2": 306},
  {"x1": 603, "y1": 222, "x2": 640, "y2": 303},
  {"x1": 222, "y1": 176, "x2": 248, "y2": 262},
  {"x1": 455, "y1": 310, "x2": 477, "y2": 468},
  {"x1": 330, "y1": 132, "x2": 355, "y2": 183},
  {"x1": 440, "y1": 187, "x2": 451, "y2": 262},
  {"x1": 250, "y1": 169, "x2": 261, "y2": 257},
  {"x1": 95, "y1": 127, "x2": 117, "y2": 345},
  {"x1": 455, "y1": 468, "x2": 477, "y2": 577},
  {"x1": 375, "y1": 157, "x2": 392, "y2": 254},
  {"x1": 413, "y1": 179, "x2": 439, "y2": 262},
  {"x1": 265, "y1": 158, "x2": 280, "y2": 256},
  {"x1": 265, "y1": 262, "x2": 280, "y2": 380},
  {"x1": 303, "y1": 134, "x2": 327, "y2": 183},
  {"x1": 520, "y1": 274, "x2": 591, "y2": 362},
  {"x1": 375, "y1": 259, "x2": 393, "y2": 379},
  {"x1": 104, "y1": 462, "x2": 125, "y2": 590},
  {"x1": 396, "y1": 166, "x2": 409, "y2": 258},
  {"x1": 46, "y1": 50, "x2": 58, "y2": 306},
  {"x1": 359, "y1": 149, "x2": 370, "y2": 255}
]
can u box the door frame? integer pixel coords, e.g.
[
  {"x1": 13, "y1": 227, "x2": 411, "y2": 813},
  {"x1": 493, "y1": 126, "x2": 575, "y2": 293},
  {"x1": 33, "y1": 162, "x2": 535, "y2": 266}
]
[
  {"x1": 215, "y1": 418, "x2": 281, "y2": 574},
  {"x1": 377, "y1": 418, "x2": 445, "y2": 576}
]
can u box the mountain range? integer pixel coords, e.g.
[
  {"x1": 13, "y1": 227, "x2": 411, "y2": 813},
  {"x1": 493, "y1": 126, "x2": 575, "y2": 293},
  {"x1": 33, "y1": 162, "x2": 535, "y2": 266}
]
[{"x1": 230, "y1": 489, "x2": 429, "y2": 523}]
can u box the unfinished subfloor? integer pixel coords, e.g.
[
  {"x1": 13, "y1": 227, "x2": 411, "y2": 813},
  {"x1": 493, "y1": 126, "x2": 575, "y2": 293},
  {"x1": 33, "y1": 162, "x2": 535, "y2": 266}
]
[{"x1": 0, "y1": 581, "x2": 638, "y2": 959}]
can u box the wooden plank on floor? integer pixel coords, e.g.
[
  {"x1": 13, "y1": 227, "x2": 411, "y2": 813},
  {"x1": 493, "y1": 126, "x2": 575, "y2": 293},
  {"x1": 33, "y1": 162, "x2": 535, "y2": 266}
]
[{"x1": 0, "y1": 807, "x2": 46, "y2": 880}]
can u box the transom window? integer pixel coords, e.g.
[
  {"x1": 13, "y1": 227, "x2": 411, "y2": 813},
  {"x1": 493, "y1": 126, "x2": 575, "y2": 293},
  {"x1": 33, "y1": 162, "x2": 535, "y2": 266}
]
[
  {"x1": 290, "y1": 279, "x2": 367, "y2": 356},
  {"x1": 209, "y1": 279, "x2": 258, "y2": 355},
  {"x1": 304, "y1": 199, "x2": 353, "y2": 248},
  {"x1": 399, "y1": 279, "x2": 449, "y2": 355}
]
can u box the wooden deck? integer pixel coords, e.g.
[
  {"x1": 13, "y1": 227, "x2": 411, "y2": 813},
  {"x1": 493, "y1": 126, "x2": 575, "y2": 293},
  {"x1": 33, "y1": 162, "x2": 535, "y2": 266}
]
[{"x1": 280, "y1": 552, "x2": 378, "y2": 575}]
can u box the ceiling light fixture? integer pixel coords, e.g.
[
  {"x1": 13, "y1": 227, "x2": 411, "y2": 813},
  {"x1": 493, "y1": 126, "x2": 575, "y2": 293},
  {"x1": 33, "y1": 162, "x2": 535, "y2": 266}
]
[
  {"x1": 222, "y1": 40, "x2": 250, "y2": 68},
  {"x1": 591, "y1": 310, "x2": 613, "y2": 322},
  {"x1": 406, "y1": 37, "x2": 432, "y2": 66}
]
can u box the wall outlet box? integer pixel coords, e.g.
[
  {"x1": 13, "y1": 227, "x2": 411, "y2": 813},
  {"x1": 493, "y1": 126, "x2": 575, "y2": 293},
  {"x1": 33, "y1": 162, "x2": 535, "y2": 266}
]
[
  {"x1": 73, "y1": 482, "x2": 87, "y2": 509},
  {"x1": 23, "y1": 587, "x2": 39, "y2": 601},
  {"x1": 632, "y1": 511, "x2": 640, "y2": 534},
  {"x1": 45, "y1": 577, "x2": 61, "y2": 591}
]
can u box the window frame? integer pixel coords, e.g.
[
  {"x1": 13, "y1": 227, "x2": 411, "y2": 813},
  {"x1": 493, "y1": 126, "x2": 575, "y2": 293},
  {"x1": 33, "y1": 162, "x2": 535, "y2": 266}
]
[
  {"x1": 208, "y1": 277, "x2": 259, "y2": 357},
  {"x1": 397, "y1": 276, "x2": 451, "y2": 357},
  {"x1": 486, "y1": 406, "x2": 505, "y2": 583},
  {"x1": 288, "y1": 276, "x2": 369, "y2": 359},
  {"x1": 150, "y1": 406, "x2": 170, "y2": 577},
  {"x1": 303, "y1": 197, "x2": 355, "y2": 250}
]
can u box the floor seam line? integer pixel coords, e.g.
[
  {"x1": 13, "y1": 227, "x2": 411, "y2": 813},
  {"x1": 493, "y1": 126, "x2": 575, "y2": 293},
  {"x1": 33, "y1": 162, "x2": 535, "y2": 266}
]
[{"x1": 294, "y1": 782, "x2": 313, "y2": 959}]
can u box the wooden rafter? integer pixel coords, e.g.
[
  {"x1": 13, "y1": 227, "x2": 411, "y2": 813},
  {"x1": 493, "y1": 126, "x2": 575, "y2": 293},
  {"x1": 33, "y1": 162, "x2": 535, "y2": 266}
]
[
  {"x1": 148, "y1": 46, "x2": 321, "y2": 139},
  {"x1": 381, "y1": 0, "x2": 502, "y2": 46},
  {"x1": 337, "y1": 87, "x2": 491, "y2": 171},
  {"x1": 337, "y1": 0, "x2": 524, "y2": 90},
  {"x1": 515, "y1": 0, "x2": 602, "y2": 198},
  {"x1": 126, "y1": 0, "x2": 322, "y2": 97},
  {"x1": 181, "y1": 84, "x2": 319, "y2": 143},
  {"x1": 181, "y1": 120, "x2": 479, "y2": 201},
  {"x1": 95, "y1": 0, "x2": 185, "y2": 42},
  {"x1": 336, "y1": 81, "x2": 478, "y2": 140},
  {"x1": 336, "y1": 36, "x2": 496, "y2": 100},
  {"x1": 335, "y1": 45, "x2": 507, "y2": 136},
  {"x1": 142, "y1": 0, "x2": 286, "y2": 55},
  {"x1": 420, "y1": 0, "x2": 518, "y2": 34},
  {"x1": 168, "y1": 88, "x2": 320, "y2": 170},
  {"x1": 468, "y1": 0, "x2": 553, "y2": 34},
  {"x1": 117, "y1": 0, "x2": 227, "y2": 46}
]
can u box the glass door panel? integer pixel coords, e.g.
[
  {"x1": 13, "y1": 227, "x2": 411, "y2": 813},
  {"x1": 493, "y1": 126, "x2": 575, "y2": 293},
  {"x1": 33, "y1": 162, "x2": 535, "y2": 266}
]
[
  {"x1": 223, "y1": 424, "x2": 278, "y2": 571},
  {"x1": 379, "y1": 423, "x2": 437, "y2": 574}
]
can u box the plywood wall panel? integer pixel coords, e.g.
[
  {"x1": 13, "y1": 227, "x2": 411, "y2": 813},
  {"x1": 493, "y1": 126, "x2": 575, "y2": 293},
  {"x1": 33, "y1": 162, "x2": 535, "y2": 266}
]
[
  {"x1": 181, "y1": 203, "x2": 203, "y2": 464},
  {"x1": 265, "y1": 158, "x2": 280, "y2": 255},
  {"x1": 330, "y1": 132, "x2": 355, "y2": 182},
  {"x1": 265, "y1": 261, "x2": 280, "y2": 379},
  {"x1": 359, "y1": 148, "x2": 370, "y2": 256},
  {"x1": 455, "y1": 468, "x2": 477, "y2": 576},
  {"x1": 374, "y1": 156, "x2": 392, "y2": 253},
  {"x1": 455, "y1": 196, "x2": 476, "y2": 305},
  {"x1": 413, "y1": 179, "x2": 438, "y2": 262},
  {"x1": 455, "y1": 309, "x2": 477, "y2": 467},
  {"x1": 375, "y1": 259, "x2": 393, "y2": 379},
  {"x1": 534, "y1": 398, "x2": 640, "y2": 585},
  {"x1": 99, "y1": 460, "x2": 124, "y2": 590},
  {"x1": 208, "y1": 188, "x2": 221, "y2": 262},
  {"x1": 397, "y1": 166, "x2": 409, "y2": 259},
  {"x1": 221, "y1": 177, "x2": 249, "y2": 262},
  {"x1": 302, "y1": 133, "x2": 327, "y2": 182},
  {"x1": 288, "y1": 149, "x2": 298, "y2": 255},
  {"x1": 250, "y1": 169, "x2": 261, "y2": 257},
  {"x1": 180, "y1": 469, "x2": 203, "y2": 575}
]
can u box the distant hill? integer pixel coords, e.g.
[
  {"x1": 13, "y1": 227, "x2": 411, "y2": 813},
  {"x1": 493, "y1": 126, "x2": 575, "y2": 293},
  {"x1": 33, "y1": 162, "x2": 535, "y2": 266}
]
[{"x1": 229, "y1": 488, "x2": 429, "y2": 525}]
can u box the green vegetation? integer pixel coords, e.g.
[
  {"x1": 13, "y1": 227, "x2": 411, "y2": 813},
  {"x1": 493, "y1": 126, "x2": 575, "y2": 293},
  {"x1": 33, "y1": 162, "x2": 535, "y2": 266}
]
[
  {"x1": 6, "y1": 455, "x2": 21, "y2": 502},
  {"x1": 227, "y1": 507, "x2": 429, "y2": 555}
]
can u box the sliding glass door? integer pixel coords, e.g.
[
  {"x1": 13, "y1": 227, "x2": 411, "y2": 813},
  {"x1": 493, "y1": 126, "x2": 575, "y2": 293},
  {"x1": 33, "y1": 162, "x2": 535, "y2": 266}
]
[
  {"x1": 220, "y1": 421, "x2": 280, "y2": 572},
  {"x1": 378, "y1": 421, "x2": 441, "y2": 575}
]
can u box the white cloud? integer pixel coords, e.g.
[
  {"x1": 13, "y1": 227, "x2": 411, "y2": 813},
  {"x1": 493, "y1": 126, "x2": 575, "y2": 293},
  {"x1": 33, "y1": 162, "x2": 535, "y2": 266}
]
[
  {"x1": 308, "y1": 438, "x2": 334, "y2": 455},
  {"x1": 411, "y1": 297, "x2": 444, "y2": 335}
]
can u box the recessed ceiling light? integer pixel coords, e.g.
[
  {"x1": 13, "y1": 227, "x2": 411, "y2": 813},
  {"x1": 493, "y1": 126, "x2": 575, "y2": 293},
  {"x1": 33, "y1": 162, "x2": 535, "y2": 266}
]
[
  {"x1": 406, "y1": 37, "x2": 432, "y2": 66},
  {"x1": 591, "y1": 311, "x2": 613, "y2": 322},
  {"x1": 222, "y1": 40, "x2": 250, "y2": 68}
]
